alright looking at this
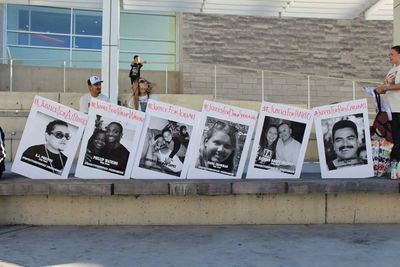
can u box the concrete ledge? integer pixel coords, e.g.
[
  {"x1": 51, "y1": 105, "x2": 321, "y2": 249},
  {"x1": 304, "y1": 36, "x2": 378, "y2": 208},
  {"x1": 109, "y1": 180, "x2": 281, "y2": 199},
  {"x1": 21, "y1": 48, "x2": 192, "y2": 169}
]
[
  {"x1": 288, "y1": 179, "x2": 400, "y2": 194},
  {"x1": 169, "y1": 180, "x2": 232, "y2": 195},
  {"x1": 232, "y1": 180, "x2": 287, "y2": 194},
  {"x1": 48, "y1": 180, "x2": 111, "y2": 196},
  {"x1": 1, "y1": 178, "x2": 400, "y2": 225},
  {"x1": 114, "y1": 180, "x2": 169, "y2": 195},
  {"x1": 0, "y1": 182, "x2": 49, "y2": 195},
  {"x1": 0, "y1": 179, "x2": 112, "y2": 196},
  {"x1": 1, "y1": 178, "x2": 399, "y2": 196}
]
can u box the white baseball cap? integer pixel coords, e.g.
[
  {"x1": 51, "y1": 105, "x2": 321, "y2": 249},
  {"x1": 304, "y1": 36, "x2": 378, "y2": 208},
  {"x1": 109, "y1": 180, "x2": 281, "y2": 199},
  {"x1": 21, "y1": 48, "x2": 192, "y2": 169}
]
[{"x1": 89, "y1": 75, "x2": 103, "y2": 85}]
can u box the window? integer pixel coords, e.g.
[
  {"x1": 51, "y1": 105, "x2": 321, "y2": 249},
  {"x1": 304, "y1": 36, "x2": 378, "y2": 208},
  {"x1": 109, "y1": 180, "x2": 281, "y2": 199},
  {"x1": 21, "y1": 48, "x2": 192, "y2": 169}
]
[
  {"x1": 6, "y1": 5, "x2": 178, "y2": 70},
  {"x1": 30, "y1": 10, "x2": 70, "y2": 34}
]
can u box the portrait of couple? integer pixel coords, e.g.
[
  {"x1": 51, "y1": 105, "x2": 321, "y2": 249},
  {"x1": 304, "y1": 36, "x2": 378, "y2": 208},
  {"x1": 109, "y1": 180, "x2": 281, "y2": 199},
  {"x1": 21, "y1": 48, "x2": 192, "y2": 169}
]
[
  {"x1": 140, "y1": 118, "x2": 190, "y2": 177},
  {"x1": 255, "y1": 117, "x2": 305, "y2": 174},
  {"x1": 83, "y1": 115, "x2": 130, "y2": 175},
  {"x1": 195, "y1": 117, "x2": 248, "y2": 176},
  {"x1": 322, "y1": 115, "x2": 368, "y2": 171}
]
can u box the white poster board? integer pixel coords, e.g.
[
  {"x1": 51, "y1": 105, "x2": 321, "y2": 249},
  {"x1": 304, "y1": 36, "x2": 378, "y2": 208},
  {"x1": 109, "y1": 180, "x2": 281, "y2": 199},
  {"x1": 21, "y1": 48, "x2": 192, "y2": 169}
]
[
  {"x1": 75, "y1": 99, "x2": 145, "y2": 179},
  {"x1": 246, "y1": 102, "x2": 313, "y2": 178},
  {"x1": 313, "y1": 99, "x2": 374, "y2": 178},
  {"x1": 131, "y1": 99, "x2": 201, "y2": 179},
  {"x1": 187, "y1": 100, "x2": 258, "y2": 179},
  {"x1": 12, "y1": 96, "x2": 87, "y2": 179}
]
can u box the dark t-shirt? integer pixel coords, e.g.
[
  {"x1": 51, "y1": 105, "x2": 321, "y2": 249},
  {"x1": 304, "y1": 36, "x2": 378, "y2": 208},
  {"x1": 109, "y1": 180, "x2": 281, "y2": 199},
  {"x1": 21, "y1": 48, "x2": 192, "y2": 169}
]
[
  {"x1": 0, "y1": 127, "x2": 5, "y2": 173},
  {"x1": 327, "y1": 160, "x2": 337, "y2": 170},
  {"x1": 101, "y1": 144, "x2": 130, "y2": 175},
  {"x1": 21, "y1": 144, "x2": 67, "y2": 175},
  {"x1": 129, "y1": 62, "x2": 143, "y2": 81}
]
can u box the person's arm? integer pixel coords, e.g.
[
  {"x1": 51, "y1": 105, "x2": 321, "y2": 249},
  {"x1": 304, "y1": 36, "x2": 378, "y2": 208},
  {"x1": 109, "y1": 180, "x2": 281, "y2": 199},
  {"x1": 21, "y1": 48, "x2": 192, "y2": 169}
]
[
  {"x1": 127, "y1": 97, "x2": 133, "y2": 109},
  {"x1": 144, "y1": 134, "x2": 157, "y2": 167},
  {"x1": 376, "y1": 71, "x2": 400, "y2": 94},
  {"x1": 376, "y1": 83, "x2": 400, "y2": 94},
  {"x1": 168, "y1": 137, "x2": 181, "y2": 159}
]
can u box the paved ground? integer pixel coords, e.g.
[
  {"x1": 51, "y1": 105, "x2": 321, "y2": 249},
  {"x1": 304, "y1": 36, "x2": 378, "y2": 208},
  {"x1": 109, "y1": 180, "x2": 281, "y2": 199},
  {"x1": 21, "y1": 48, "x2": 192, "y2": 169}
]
[{"x1": 0, "y1": 224, "x2": 399, "y2": 267}]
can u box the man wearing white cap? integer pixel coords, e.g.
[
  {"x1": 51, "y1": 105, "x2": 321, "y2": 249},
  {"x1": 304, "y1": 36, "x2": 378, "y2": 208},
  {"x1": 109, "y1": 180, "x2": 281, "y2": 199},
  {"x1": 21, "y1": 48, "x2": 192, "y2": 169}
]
[{"x1": 79, "y1": 75, "x2": 110, "y2": 114}]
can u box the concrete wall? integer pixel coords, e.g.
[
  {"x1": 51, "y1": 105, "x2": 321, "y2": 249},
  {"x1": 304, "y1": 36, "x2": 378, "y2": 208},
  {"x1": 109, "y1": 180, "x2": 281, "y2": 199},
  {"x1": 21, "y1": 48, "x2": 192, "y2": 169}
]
[
  {"x1": 2, "y1": 193, "x2": 400, "y2": 225},
  {"x1": 395, "y1": 0, "x2": 400, "y2": 45},
  {"x1": 181, "y1": 14, "x2": 392, "y2": 105}
]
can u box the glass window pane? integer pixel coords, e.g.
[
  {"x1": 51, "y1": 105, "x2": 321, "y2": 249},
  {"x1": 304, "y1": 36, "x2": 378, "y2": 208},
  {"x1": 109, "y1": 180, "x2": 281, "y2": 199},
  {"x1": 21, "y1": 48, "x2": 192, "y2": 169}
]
[
  {"x1": 31, "y1": 8, "x2": 70, "y2": 34},
  {"x1": 120, "y1": 13, "x2": 176, "y2": 40},
  {"x1": 7, "y1": 5, "x2": 27, "y2": 31},
  {"x1": 19, "y1": 10, "x2": 29, "y2": 31},
  {"x1": 74, "y1": 10, "x2": 102, "y2": 36},
  {"x1": 74, "y1": 37, "x2": 101, "y2": 49},
  {"x1": 7, "y1": 32, "x2": 29, "y2": 46},
  {"x1": 31, "y1": 34, "x2": 70, "y2": 48},
  {"x1": 71, "y1": 50, "x2": 101, "y2": 68},
  {"x1": 120, "y1": 39, "x2": 176, "y2": 54},
  {"x1": 8, "y1": 47, "x2": 69, "y2": 67}
]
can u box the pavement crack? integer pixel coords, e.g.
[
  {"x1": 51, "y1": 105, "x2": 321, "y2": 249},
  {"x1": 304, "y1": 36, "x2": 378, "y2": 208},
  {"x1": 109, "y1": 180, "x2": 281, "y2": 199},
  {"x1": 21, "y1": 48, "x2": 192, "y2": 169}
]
[{"x1": 0, "y1": 225, "x2": 33, "y2": 237}]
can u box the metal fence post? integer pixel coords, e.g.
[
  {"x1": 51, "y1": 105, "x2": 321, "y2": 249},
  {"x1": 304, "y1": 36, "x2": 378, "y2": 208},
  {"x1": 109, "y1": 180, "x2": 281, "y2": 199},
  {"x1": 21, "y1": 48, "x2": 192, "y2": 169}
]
[
  {"x1": 9, "y1": 59, "x2": 13, "y2": 92},
  {"x1": 307, "y1": 75, "x2": 311, "y2": 109},
  {"x1": 165, "y1": 65, "x2": 168, "y2": 94},
  {"x1": 214, "y1": 65, "x2": 217, "y2": 100},
  {"x1": 261, "y1": 70, "x2": 264, "y2": 101},
  {"x1": 10, "y1": 131, "x2": 16, "y2": 162},
  {"x1": 63, "y1": 61, "x2": 66, "y2": 93}
]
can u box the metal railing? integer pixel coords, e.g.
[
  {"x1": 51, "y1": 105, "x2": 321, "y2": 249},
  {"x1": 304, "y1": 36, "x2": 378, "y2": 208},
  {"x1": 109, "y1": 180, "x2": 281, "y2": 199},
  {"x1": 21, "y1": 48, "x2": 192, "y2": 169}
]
[
  {"x1": 0, "y1": 57, "x2": 381, "y2": 106},
  {"x1": 0, "y1": 57, "x2": 385, "y2": 163}
]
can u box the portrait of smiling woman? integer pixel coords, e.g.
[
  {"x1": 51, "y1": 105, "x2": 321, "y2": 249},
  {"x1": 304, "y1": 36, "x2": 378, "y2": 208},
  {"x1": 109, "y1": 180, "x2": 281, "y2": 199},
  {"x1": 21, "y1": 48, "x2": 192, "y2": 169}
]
[{"x1": 196, "y1": 117, "x2": 248, "y2": 176}]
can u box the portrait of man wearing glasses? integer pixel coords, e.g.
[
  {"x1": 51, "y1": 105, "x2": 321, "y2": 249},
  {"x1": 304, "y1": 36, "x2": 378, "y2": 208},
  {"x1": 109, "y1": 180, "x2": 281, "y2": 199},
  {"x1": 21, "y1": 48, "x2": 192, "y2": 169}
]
[{"x1": 21, "y1": 119, "x2": 70, "y2": 175}]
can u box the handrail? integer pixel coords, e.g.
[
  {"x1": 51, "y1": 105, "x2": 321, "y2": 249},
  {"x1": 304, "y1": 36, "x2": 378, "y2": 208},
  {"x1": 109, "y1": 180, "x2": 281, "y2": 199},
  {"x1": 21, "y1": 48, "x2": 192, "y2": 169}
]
[{"x1": 0, "y1": 57, "x2": 383, "y2": 84}]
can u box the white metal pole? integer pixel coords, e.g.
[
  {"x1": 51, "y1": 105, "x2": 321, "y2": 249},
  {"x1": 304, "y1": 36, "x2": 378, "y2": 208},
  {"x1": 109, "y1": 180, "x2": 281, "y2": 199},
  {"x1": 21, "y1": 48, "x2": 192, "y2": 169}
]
[
  {"x1": 165, "y1": 65, "x2": 168, "y2": 94},
  {"x1": 262, "y1": 70, "x2": 264, "y2": 101},
  {"x1": 214, "y1": 65, "x2": 217, "y2": 100},
  {"x1": 307, "y1": 75, "x2": 311, "y2": 109},
  {"x1": 63, "y1": 61, "x2": 66, "y2": 93},
  {"x1": 352, "y1": 80, "x2": 356, "y2": 100},
  {"x1": 9, "y1": 59, "x2": 13, "y2": 92}
]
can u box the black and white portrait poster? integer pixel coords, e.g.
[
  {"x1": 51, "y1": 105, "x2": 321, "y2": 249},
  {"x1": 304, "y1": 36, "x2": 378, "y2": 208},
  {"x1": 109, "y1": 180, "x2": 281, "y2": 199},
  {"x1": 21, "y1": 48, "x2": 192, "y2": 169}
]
[
  {"x1": 314, "y1": 99, "x2": 373, "y2": 178},
  {"x1": 187, "y1": 100, "x2": 257, "y2": 179},
  {"x1": 11, "y1": 96, "x2": 87, "y2": 179},
  {"x1": 131, "y1": 99, "x2": 201, "y2": 179},
  {"x1": 75, "y1": 99, "x2": 145, "y2": 179},
  {"x1": 247, "y1": 102, "x2": 313, "y2": 178}
]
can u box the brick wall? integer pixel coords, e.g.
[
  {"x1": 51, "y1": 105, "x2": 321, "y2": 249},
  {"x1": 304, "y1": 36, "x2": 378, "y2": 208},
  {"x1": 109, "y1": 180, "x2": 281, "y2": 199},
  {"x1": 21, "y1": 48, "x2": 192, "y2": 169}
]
[{"x1": 181, "y1": 13, "x2": 393, "y2": 106}]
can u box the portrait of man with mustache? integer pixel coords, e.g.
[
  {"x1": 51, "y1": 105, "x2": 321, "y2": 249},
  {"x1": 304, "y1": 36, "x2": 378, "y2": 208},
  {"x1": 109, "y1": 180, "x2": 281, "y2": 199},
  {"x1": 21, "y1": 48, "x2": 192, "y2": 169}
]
[{"x1": 326, "y1": 119, "x2": 363, "y2": 170}]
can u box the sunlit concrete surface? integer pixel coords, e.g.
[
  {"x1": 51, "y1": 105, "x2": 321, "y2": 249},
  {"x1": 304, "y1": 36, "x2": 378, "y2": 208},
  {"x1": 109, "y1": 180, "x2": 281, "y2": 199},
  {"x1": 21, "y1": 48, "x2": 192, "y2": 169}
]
[{"x1": 0, "y1": 225, "x2": 400, "y2": 267}]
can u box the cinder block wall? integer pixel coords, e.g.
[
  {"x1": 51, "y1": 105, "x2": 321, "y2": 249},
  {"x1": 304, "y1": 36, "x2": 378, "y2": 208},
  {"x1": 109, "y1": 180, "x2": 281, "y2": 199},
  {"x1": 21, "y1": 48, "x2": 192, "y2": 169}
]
[{"x1": 181, "y1": 14, "x2": 393, "y2": 105}]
